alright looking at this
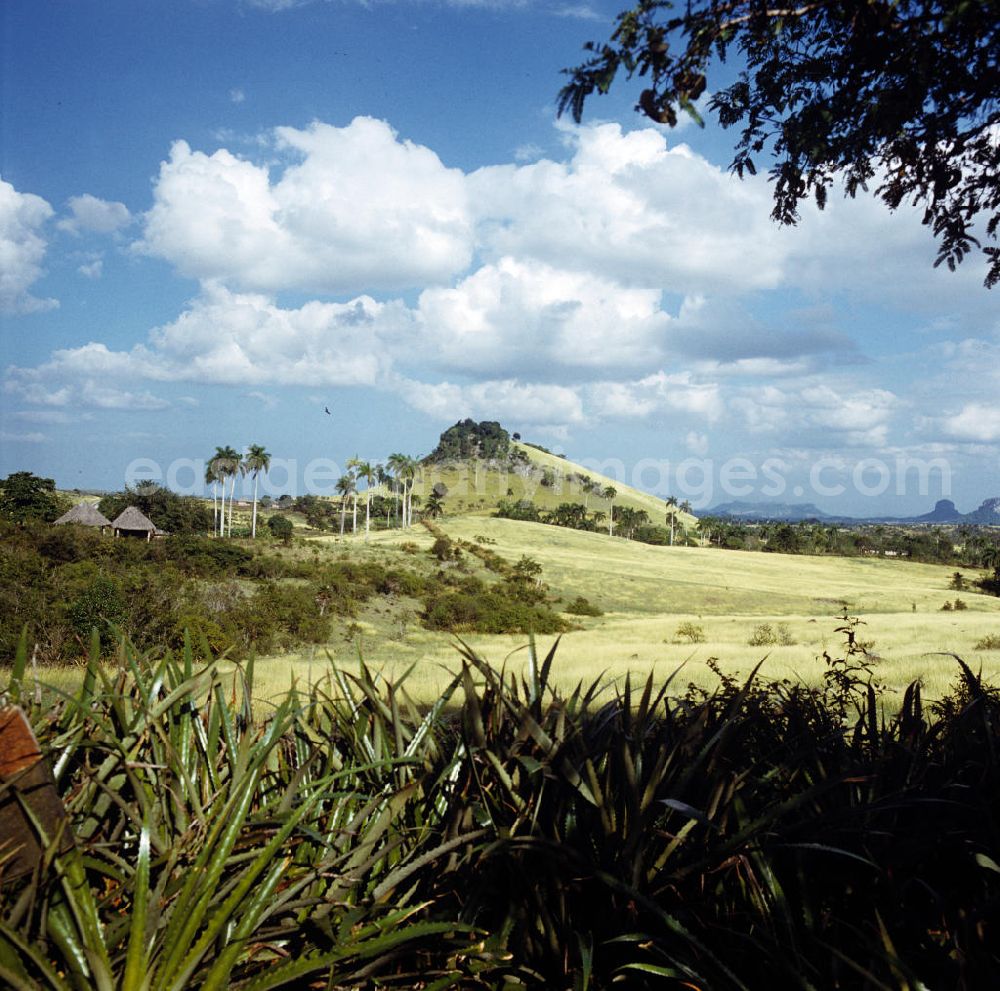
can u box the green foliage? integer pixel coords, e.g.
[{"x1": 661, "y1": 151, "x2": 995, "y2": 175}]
[
  {"x1": 430, "y1": 534, "x2": 461, "y2": 561},
  {"x1": 974, "y1": 634, "x2": 1000, "y2": 650},
  {"x1": 747, "y1": 622, "x2": 795, "y2": 647},
  {"x1": 979, "y1": 567, "x2": 1000, "y2": 597},
  {"x1": 266, "y1": 513, "x2": 294, "y2": 543},
  {"x1": 950, "y1": 570, "x2": 967, "y2": 590},
  {"x1": 674, "y1": 621, "x2": 705, "y2": 643},
  {"x1": 425, "y1": 418, "x2": 511, "y2": 462},
  {"x1": 496, "y1": 498, "x2": 543, "y2": 522},
  {"x1": 99, "y1": 484, "x2": 213, "y2": 534},
  {"x1": 5, "y1": 629, "x2": 1000, "y2": 987},
  {"x1": 422, "y1": 587, "x2": 568, "y2": 634},
  {"x1": 67, "y1": 576, "x2": 126, "y2": 651},
  {"x1": 0, "y1": 471, "x2": 61, "y2": 523},
  {"x1": 565, "y1": 595, "x2": 603, "y2": 617}
]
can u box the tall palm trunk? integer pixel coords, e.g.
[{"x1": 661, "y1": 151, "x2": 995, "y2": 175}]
[
  {"x1": 228, "y1": 474, "x2": 236, "y2": 536},
  {"x1": 212, "y1": 483, "x2": 219, "y2": 536},
  {"x1": 364, "y1": 489, "x2": 371, "y2": 540},
  {"x1": 340, "y1": 498, "x2": 346, "y2": 535},
  {"x1": 251, "y1": 473, "x2": 259, "y2": 539},
  {"x1": 352, "y1": 492, "x2": 357, "y2": 534}
]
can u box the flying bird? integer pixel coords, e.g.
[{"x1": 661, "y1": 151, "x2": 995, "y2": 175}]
[{"x1": 324, "y1": 406, "x2": 331, "y2": 415}]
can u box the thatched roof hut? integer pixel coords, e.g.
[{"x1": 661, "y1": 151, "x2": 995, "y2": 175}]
[
  {"x1": 111, "y1": 506, "x2": 163, "y2": 541},
  {"x1": 54, "y1": 503, "x2": 112, "y2": 529}
]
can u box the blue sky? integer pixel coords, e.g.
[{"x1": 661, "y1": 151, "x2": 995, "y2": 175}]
[{"x1": 2, "y1": 0, "x2": 998, "y2": 515}]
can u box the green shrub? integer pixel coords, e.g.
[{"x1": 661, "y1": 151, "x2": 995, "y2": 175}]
[
  {"x1": 422, "y1": 588, "x2": 567, "y2": 634},
  {"x1": 67, "y1": 576, "x2": 126, "y2": 652},
  {"x1": 674, "y1": 621, "x2": 706, "y2": 643},
  {"x1": 163, "y1": 534, "x2": 256, "y2": 576},
  {"x1": 975, "y1": 634, "x2": 1000, "y2": 650},
  {"x1": 430, "y1": 535, "x2": 460, "y2": 561},
  {"x1": 267, "y1": 513, "x2": 294, "y2": 543},
  {"x1": 747, "y1": 623, "x2": 794, "y2": 647},
  {"x1": 565, "y1": 595, "x2": 603, "y2": 616}
]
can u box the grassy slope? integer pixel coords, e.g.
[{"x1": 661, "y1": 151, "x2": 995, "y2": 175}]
[
  {"x1": 250, "y1": 515, "x2": 1000, "y2": 704},
  {"x1": 411, "y1": 442, "x2": 698, "y2": 529}
]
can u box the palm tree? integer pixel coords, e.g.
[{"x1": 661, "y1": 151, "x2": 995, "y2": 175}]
[
  {"x1": 345, "y1": 457, "x2": 363, "y2": 534},
  {"x1": 424, "y1": 490, "x2": 444, "y2": 519},
  {"x1": 376, "y1": 464, "x2": 393, "y2": 526},
  {"x1": 244, "y1": 444, "x2": 271, "y2": 539},
  {"x1": 666, "y1": 495, "x2": 679, "y2": 546},
  {"x1": 356, "y1": 460, "x2": 378, "y2": 541},
  {"x1": 335, "y1": 474, "x2": 355, "y2": 536},
  {"x1": 212, "y1": 446, "x2": 241, "y2": 537},
  {"x1": 386, "y1": 453, "x2": 407, "y2": 527},
  {"x1": 400, "y1": 457, "x2": 419, "y2": 527},
  {"x1": 205, "y1": 460, "x2": 221, "y2": 536},
  {"x1": 603, "y1": 486, "x2": 617, "y2": 536}
]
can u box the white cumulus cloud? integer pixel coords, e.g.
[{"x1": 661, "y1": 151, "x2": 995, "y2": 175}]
[
  {"x1": 468, "y1": 122, "x2": 790, "y2": 294},
  {"x1": 57, "y1": 194, "x2": 131, "y2": 236},
  {"x1": 0, "y1": 177, "x2": 57, "y2": 314},
  {"x1": 138, "y1": 118, "x2": 473, "y2": 293},
  {"x1": 395, "y1": 376, "x2": 586, "y2": 426},
  {"x1": 940, "y1": 403, "x2": 1000, "y2": 443},
  {"x1": 415, "y1": 257, "x2": 672, "y2": 376}
]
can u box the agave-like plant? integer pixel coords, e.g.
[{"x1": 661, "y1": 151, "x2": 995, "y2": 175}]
[
  {"x1": 3, "y1": 622, "x2": 1000, "y2": 990},
  {"x1": 0, "y1": 629, "x2": 486, "y2": 990}
]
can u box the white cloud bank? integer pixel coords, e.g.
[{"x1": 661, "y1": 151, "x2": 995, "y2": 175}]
[
  {"x1": 0, "y1": 177, "x2": 57, "y2": 314},
  {"x1": 6, "y1": 116, "x2": 994, "y2": 462}
]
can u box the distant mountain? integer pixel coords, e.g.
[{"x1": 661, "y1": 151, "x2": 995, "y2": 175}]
[
  {"x1": 703, "y1": 496, "x2": 1000, "y2": 525},
  {"x1": 960, "y1": 497, "x2": 1000, "y2": 525},
  {"x1": 909, "y1": 499, "x2": 962, "y2": 523},
  {"x1": 705, "y1": 501, "x2": 833, "y2": 522}
]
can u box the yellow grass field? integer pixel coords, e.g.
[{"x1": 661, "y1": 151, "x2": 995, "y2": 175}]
[{"x1": 240, "y1": 515, "x2": 1000, "y2": 706}]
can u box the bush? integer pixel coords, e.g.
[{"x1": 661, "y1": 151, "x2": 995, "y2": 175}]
[
  {"x1": 674, "y1": 621, "x2": 706, "y2": 643},
  {"x1": 565, "y1": 595, "x2": 603, "y2": 617},
  {"x1": 974, "y1": 634, "x2": 1000, "y2": 650},
  {"x1": 67, "y1": 576, "x2": 126, "y2": 653},
  {"x1": 747, "y1": 623, "x2": 794, "y2": 647},
  {"x1": 267, "y1": 514, "x2": 294, "y2": 544},
  {"x1": 6, "y1": 630, "x2": 1000, "y2": 990},
  {"x1": 422, "y1": 588, "x2": 568, "y2": 634},
  {"x1": 430, "y1": 535, "x2": 463, "y2": 562}
]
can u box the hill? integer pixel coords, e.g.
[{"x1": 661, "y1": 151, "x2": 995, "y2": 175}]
[{"x1": 411, "y1": 434, "x2": 697, "y2": 532}]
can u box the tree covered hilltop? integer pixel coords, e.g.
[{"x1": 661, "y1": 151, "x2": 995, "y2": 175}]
[{"x1": 424, "y1": 419, "x2": 513, "y2": 463}]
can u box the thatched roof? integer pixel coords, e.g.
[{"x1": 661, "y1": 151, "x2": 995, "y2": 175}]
[
  {"x1": 111, "y1": 506, "x2": 157, "y2": 532},
  {"x1": 54, "y1": 502, "x2": 112, "y2": 527}
]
